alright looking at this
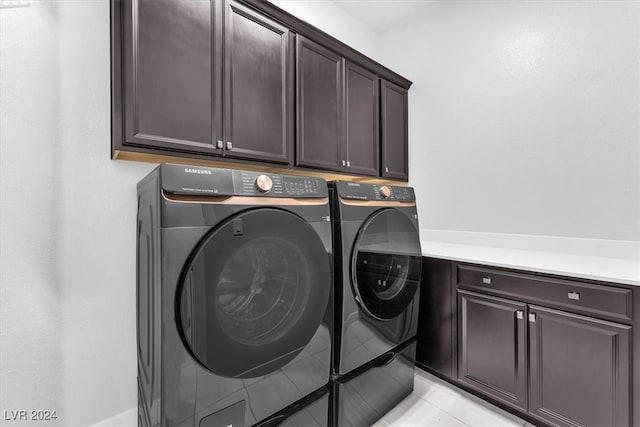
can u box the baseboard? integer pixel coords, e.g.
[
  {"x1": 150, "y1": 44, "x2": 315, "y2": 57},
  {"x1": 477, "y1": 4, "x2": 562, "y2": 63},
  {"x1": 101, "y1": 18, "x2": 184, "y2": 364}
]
[{"x1": 90, "y1": 408, "x2": 136, "y2": 427}]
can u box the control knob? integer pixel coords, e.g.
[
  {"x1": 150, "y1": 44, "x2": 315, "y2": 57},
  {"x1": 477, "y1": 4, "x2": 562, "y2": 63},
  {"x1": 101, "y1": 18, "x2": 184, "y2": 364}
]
[
  {"x1": 379, "y1": 186, "x2": 391, "y2": 198},
  {"x1": 255, "y1": 174, "x2": 273, "y2": 192}
]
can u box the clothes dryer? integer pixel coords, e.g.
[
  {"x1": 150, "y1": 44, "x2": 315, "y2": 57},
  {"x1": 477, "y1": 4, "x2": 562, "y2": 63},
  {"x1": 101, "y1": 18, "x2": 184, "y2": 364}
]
[
  {"x1": 137, "y1": 164, "x2": 333, "y2": 427},
  {"x1": 329, "y1": 181, "x2": 421, "y2": 426},
  {"x1": 330, "y1": 181, "x2": 422, "y2": 375}
]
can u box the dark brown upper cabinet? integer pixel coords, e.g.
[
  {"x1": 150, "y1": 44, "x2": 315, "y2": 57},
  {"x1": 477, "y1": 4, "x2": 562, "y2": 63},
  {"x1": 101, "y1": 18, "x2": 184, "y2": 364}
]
[
  {"x1": 223, "y1": 1, "x2": 292, "y2": 164},
  {"x1": 296, "y1": 38, "x2": 379, "y2": 176},
  {"x1": 121, "y1": 0, "x2": 220, "y2": 155},
  {"x1": 296, "y1": 36, "x2": 343, "y2": 172},
  {"x1": 381, "y1": 79, "x2": 409, "y2": 180},
  {"x1": 113, "y1": 0, "x2": 411, "y2": 179},
  {"x1": 116, "y1": 0, "x2": 292, "y2": 164},
  {"x1": 344, "y1": 61, "x2": 379, "y2": 176}
]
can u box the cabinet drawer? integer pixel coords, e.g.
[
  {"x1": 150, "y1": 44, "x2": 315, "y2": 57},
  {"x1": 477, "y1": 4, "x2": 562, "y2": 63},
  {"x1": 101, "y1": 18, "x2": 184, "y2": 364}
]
[{"x1": 457, "y1": 264, "x2": 633, "y2": 323}]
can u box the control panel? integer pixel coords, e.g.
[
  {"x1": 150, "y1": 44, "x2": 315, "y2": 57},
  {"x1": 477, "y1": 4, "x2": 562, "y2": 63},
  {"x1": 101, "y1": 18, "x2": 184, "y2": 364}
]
[
  {"x1": 160, "y1": 164, "x2": 328, "y2": 198},
  {"x1": 335, "y1": 181, "x2": 415, "y2": 202},
  {"x1": 233, "y1": 171, "x2": 325, "y2": 197}
]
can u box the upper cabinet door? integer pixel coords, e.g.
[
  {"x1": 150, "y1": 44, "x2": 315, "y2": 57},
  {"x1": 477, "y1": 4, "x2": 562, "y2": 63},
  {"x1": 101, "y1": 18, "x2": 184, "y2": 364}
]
[
  {"x1": 223, "y1": 0, "x2": 292, "y2": 164},
  {"x1": 345, "y1": 61, "x2": 379, "y2": 176},
  {"x1": 380, "y1": 79, "x2": 409, "y2": 181},
  {"x1": 122, "y1": 0, "x2": 222, "y2": 154},
  {"x1": 296, "y1": 36, "x2": 344, "y2": 171}
]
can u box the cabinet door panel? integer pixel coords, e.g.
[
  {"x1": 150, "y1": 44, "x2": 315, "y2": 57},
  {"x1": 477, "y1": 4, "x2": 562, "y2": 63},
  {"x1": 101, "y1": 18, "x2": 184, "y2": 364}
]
[
  {"x1": 224, "y1": 1, "x2": 292, "y2": 164},
  {"x1": 380, "y1": 79, "x2": 408, "y2": 180},
  {"x1": 123, "y1": 0, "x2": 220, "y2": 153},
  {"x1": 345, "y1": 61, "x2": 379, "y2": 176},
  {"x1": 457, "y1": 290, "x2": 527, "y2": 411},
  {"x1": 296, "y1": 36, "x2": 343, "y2": 171},
  {"x1": 529, "y1": 306, "x2": 631, "y2": 427}
]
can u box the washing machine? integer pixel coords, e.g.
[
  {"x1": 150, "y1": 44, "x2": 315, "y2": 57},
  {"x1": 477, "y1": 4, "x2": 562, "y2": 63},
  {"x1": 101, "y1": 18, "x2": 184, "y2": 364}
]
[
  {"x1": 329, "y1": 181, "x2": 422, "y2": 426},
  {"x1": 137, "y1": 164, "x2": 333, "y2": 427}
]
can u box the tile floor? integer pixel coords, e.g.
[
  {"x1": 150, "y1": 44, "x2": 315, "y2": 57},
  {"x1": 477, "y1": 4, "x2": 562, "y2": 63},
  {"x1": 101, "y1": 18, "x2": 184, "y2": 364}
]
[{"x1": 374, "y1": 368, "x2": 534, "y2": 427}]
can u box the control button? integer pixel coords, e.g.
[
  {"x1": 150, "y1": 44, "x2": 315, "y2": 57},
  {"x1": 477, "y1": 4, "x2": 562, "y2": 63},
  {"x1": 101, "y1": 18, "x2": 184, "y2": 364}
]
[
  {"x1": 255, "y1": 175, "x2": 273, "y2": 192},
  {"x1": 379, "y1": 186, "x2": 391, "y2": 198}
]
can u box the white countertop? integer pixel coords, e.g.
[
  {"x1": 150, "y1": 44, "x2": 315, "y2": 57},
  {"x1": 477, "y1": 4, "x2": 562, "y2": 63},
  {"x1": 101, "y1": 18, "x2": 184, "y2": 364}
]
[{"x1": 420, "y1": 230, "x2": 640, "y2": 287}]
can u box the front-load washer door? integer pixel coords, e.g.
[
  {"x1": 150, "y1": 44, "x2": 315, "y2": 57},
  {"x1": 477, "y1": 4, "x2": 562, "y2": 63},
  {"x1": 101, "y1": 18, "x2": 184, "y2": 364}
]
[
  {"x1": 177, "y1": 208, "x2": 331, "y2": 379},
  {"x1": 352, "y1": 208, "x2": 422, "y2": 321}
]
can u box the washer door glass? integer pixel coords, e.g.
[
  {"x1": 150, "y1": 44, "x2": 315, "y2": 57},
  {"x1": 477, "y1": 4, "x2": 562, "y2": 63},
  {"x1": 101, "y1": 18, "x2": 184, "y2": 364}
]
[
  {"x1": 352, "y1": 208, "x2": 422, "y2": 320},
  {"x1": 177, "y1": 208, "x2": 331, "y2": 378}
]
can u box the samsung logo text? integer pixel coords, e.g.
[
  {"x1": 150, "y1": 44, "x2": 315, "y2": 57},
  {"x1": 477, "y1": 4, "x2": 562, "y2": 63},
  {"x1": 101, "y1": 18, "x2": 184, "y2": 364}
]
[{"x1": 184, "y1": 168, "x2": 212, "y2": 175}]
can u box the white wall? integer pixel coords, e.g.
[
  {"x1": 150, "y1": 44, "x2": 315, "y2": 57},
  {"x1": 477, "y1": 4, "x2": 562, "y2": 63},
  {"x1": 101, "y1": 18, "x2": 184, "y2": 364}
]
[
  {"x1": 0, "y1": 1, "x2": 377, "y2": 425},
  {"x1": 1, "y1": 2, "x2": 154, "y2": 425},
  {"x1": 1, "y1": 2, "x2": 64, "y2": 422},
  {"x1": 380, "y1": 0, "x2": 640, "y2": 241}
]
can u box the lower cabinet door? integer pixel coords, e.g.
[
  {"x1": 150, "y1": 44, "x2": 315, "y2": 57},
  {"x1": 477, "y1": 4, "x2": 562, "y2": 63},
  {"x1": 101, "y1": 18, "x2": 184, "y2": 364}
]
[
  {"x1": 528, "y1": 305, "x2": 631, "y2": 427},
  {"x1": 457, "y1": 290, "x2": 527, "y2": 411}
]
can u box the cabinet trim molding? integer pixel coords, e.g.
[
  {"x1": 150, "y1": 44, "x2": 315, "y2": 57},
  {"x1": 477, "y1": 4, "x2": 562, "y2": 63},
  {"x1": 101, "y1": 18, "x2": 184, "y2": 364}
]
[{"x1": 239, "y1": 0, "x2": 412, "y2": 90}]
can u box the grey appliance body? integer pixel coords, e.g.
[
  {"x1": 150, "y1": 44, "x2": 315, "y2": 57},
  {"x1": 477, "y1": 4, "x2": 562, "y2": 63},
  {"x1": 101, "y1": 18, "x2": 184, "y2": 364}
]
[
  {"x1": 329, "y1": 181, "x2": 422, "y2": 426},
  {"x1": 137, "y1": 164, "x2": 332, "y2": 426}
]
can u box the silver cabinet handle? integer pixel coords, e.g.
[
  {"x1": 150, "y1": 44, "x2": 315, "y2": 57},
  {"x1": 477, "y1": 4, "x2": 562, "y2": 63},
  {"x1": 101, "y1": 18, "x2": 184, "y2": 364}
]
[
  {"x1": 385, "y1": 167, "x2": 389, "y2": 172},
  {"x1": 346, "y1": 160, "x2": 351, "y2": 167},
  {"x1": 216, "y1": 140, "x2": 224, "y2": 149},
  {"x1": 482, "y1": 277, "x2": 492, "y2": 285},
  {"x1": 568, "y1": 291, "x2": 580, "y2": 300},
  {"x1": 516, "y1": 310, "x2": 524, "y2": 320},
  {"x1": 341, "y1": 160, "x2": 346, "y2": 167},
  {"x1": 528, "y1": 313, "x2": 536, "y2": 323},
  {"x1": 226, "y1": 141, "x2": 233, "y2": 150}
]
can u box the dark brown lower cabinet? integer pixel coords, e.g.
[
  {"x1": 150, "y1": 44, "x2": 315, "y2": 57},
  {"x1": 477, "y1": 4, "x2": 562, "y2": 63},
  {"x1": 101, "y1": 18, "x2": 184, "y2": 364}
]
[
  {"x1": 418, "y1": 259, "x2": 636, "y2": 426},
  {"x1": 528, "y1": 305, "x2": 631, "y2": 427},
  {"x1": 417, "y1": 258, "x2": 455, "y2": 378},
  {"x1": 456, "y1": 288, "x2": 632, "y2": 427},
  {"x1": 457, "y1": 290, "x2": 528, "y2": 411}
]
